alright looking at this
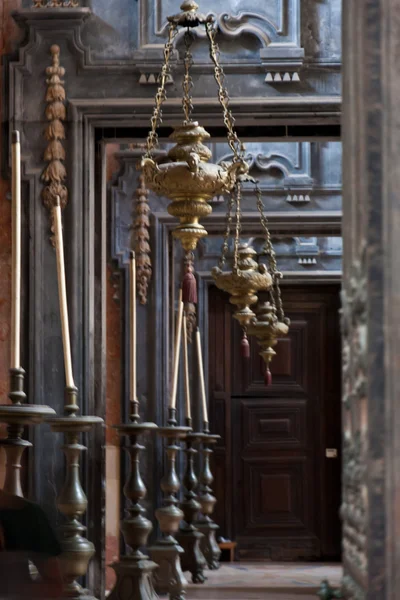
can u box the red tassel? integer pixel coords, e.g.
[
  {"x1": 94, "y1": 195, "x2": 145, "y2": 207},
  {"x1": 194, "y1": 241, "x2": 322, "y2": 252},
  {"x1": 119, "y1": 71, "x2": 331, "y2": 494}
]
[
  {"x1": 265, "y1": 368, "x2": 272, "y2": 386},
  {"x1": 182, "y1": 270, "x2": 197, "y2": 304},
  {"x1": 241, "y1": 332, "x2": 250, "y2": 358}
]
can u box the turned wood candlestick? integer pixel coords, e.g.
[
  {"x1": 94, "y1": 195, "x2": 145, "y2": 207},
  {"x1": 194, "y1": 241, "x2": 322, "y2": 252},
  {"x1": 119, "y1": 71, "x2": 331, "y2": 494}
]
[
  {"x1": 46, "y1": 387, "x2": 103, "y2": 600},
  {"x1": 195, "y1": 426, "x2": 221, "y2": 570},
  {"x1": 0, "y1": 368, "x2": 55, "y2": 497},
  {"x1": 108, "y1": 402, "x2": 159, "y2": 600},
  {"x1": 176, "y1": 419, "x2": 207, "y2": 584},
  {"x1": 149, "y1": 408, "x2": 191, "y2": 600}
]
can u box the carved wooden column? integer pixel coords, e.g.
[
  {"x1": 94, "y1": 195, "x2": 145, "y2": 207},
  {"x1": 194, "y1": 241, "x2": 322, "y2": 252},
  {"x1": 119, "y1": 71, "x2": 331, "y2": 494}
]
[{"x1": 341, "y1": 0, "x2": 400, "y2": 597}]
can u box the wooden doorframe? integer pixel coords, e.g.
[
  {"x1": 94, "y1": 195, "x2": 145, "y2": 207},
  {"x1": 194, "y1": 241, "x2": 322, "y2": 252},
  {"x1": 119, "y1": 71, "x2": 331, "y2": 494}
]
[{"x1": 208, "y1": 274, "x2": 342, "y2": 559}]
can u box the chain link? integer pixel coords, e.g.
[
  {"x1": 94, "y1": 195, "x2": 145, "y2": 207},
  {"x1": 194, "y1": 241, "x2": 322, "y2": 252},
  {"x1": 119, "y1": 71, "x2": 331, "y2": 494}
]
[
  {"x1": 206, "y1": 21, "x2": 245, "y2": 164},
  {"x1": 219, "y1": 193, "x2": 235, "y2": 268},
  {"x1": 144, "y1": 22, "x2": 178, "y2": 158},
  {"x1": 182, "y1": 29, "x2": 194, "y2": 124},
  {"x1": 255, "y1": 184, "x2": 286, "y2": 322},
  {"x1": 233, "y1": 182, "x2": 242, "y2": 275}
]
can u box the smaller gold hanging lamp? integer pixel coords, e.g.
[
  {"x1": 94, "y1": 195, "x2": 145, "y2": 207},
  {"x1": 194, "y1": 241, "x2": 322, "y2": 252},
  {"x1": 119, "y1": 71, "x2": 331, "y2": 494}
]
[{"x1": 212, "y1": 181, "x2": 290, "y2": 385}]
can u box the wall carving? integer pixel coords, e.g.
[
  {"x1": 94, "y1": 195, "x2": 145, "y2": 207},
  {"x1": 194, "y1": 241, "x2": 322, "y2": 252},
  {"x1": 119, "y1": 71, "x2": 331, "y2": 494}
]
[
  {"x1": 134, "y1": 0, "x2": 304, "y2": 83},
  {"x1": 41, "y1": 44, "x2": 68, "y2": 244},
  {"x1": 134, "y1": 173, "x2": 152, "y2": 305},
  {"x1": 340, "y1": 245, "x2": 367, "y2": 599}
]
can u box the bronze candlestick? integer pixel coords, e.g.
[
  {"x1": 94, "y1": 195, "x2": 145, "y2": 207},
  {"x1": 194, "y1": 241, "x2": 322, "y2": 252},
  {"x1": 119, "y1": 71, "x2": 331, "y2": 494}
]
[
  {"x1": 0, "y1": 368, "x2": 55, "y2": 496},
  {"x1": 46, "y1": 387, "x2": 103, "y2": 600},
  {"x1": 108, "y1": 400, "x2": 159, "y2": 600},
  {"x1": 195, "y1": 424, "x2": 221, "y2": 570},
  {"x1": 149, "y1": 408, "x2": 191, "y2": 600},
  {"x1": 176, "y1": 420, "x2": 207, "y2": 584}
]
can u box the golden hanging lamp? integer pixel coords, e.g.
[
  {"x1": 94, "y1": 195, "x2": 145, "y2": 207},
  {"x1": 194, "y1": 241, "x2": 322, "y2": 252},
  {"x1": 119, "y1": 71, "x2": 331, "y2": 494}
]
[
  {"x1": 140, "y1": 0, "x2": 247, "y2": 254},
  {"x1": 211, "y1": 180, "x2": 290, "y2": 384},
  {"x1": 140, "y1": 0, "x2": 249, "y2": 313}
]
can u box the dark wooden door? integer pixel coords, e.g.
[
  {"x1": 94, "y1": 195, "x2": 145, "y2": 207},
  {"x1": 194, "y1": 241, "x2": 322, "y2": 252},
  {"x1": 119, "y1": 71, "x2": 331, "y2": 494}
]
[{"x1": 208, "y1": 284, "x2": 341, "y2": 561}]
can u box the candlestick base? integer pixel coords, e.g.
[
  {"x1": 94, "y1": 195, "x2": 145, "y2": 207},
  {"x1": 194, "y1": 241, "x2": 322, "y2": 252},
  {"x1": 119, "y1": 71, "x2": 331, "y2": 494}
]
[
  {"x1": 45, "y1": 412, "x2": 103, "y2": 600},
  {"x1": 108, "y1": 557, "x2": 158, "y2": 600},
  {"x1": 0, "y1": 367, "x2": 56, "y2": 497},
  {"x1": 196, "y1": 518, "x2": 221, "y2": 570},
  {"x1": 195, "y1": 433, "x2": 221, "y2": 571},
  {"x1": 176, "y1": 432, "x2": 207, "y2": 584},
  {"x1": 108, "y1": 421, "x2": 159, "y2": 600},
  {"x1": 148, "y1": 537, "x2": 187, "y2": 600},
  {"x1": 149, "y1": 425, "x2": 191, "y2": 600}
]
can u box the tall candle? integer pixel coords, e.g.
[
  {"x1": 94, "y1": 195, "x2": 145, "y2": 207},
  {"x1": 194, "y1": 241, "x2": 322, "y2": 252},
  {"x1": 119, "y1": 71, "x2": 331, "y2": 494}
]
[
  {"x1": 170, "y1": 290, "x2": 184, "y2": 409},
  {"x1": 53, "y1": 197, "x2": 75, "y2": 391},
  {"x1": 11, "y1": 131, "x2": 21, "y2": 370},
  {"x1": 182, "y1": 314, "x2": 191, "y2": 420},
  {"x1": 129, "y1": 251, "x2": 137, "y2": 403},
  {"x1": 195, "y1": 328, "x2": 208, "y2": 424}
]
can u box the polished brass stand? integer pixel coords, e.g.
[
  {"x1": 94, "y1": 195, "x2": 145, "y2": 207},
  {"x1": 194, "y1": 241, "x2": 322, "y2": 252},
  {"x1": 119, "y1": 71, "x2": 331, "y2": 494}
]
[
  {"x1": 195, "y1": 427, "x2": 221, "y2": 570},
  {"x1": 46, "y1": 387, "x2": 103, "y2": 600},
  {"x1": 176, "y1": 421, "x2": 207, "y2": 584},
  {"x1": 149, "y1": 408, "x2": 191, "y2": 600},
  {"x1": 0, "y1": 367, "x2": 55, "y2": 496},
  {"x1": 108, "y1": 400, "x2": 159, "y2": 600}
]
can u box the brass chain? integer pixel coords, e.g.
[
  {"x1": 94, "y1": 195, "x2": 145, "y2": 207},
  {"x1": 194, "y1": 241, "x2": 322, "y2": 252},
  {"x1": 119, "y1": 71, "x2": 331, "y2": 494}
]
[
  {"x1": 233, "y1": 182, "x2": 242, "y2": 275},
  {"x1": 219, "y1": 193, "x2": 235, "y2": 268},
  {"x1": 255, "y1": 184, "x2": 286, "y2": 322},
  {"x1": 206, "y1": 21, "x2": 245, "y2": 164},
  {"x1": 144, "y1": 22, "x2": 178, "y2": 158},
  {"x1": 182, "y1": 29, "x2": 194, "y2": 124}
]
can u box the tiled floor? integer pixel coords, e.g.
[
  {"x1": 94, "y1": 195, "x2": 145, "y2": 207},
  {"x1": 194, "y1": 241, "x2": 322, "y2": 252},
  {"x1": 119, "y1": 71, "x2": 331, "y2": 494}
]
[{"x1": 183, "y1": 562, "x2": 343, "y2": 599}]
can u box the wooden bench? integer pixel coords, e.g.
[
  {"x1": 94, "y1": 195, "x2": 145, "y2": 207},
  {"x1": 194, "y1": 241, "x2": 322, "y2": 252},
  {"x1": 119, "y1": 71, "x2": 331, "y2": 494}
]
[{"x1": 218, "y1": 540, "x2": 237, "y2": 562}]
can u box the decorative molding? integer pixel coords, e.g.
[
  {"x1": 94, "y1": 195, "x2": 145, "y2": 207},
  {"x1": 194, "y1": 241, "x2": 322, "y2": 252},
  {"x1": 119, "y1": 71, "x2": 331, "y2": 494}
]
[
  {"x1": 134, "y1": 173, "x2": 152, "y2": 305},
  {"x1": 135, "y1": 1, "x2": 304, "y2": 81},
  {"x1": 41, "y1": 44, "x2": 68, "y2": 244},
  {"x1": 265, "y1": 71, "x2": 300, "y2": 83},
  {"x1": 139, "y1": 72, "x2": 174, "y2": 85},
  {"x1": 33, "y1": 0, "x2": 79, "y2": 8},
  {"x1": 216, "y1": 143, "x2": 313, "y2": 189},
  {"x1": 286, "y1": 193, "x2": 311, "y2": 204},
  {"x1": 295, "y1": 237, "x2": 319, "y2": 265}
]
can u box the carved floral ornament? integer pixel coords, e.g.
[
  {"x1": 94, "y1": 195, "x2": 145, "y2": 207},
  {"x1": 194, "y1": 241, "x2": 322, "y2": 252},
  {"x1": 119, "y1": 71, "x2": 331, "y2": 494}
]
[
  {"x1": 138, "y1": 0, "x2": 289, "y2": 380},
  {"x1": 41, "y1": 45, "x2": 68, "y2": 244},
  {"x1": 340, "y1": 244, "x2": 367, "y2": 599}
]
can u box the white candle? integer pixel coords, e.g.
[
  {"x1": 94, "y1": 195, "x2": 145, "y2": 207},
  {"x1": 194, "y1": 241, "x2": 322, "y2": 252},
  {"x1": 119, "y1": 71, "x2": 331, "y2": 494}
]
[
  {"x1": 182, "y1": 314, "x2": 191, "y2": 420},
  {"x1": 195, "y1": 328, "x2": 208, "y2": 424},
  {"x1": 11, "y1": 131, "x2": 21, "y2": 370},
  {"x1": 130, "y1": 251, "x2": 137, "y2": 402},
  {"x1": 53, "y1": 197, "x2": 75, "y2": 391},
  {"x1": 170, "y1": 291, "x2": 184, "y2": 409}
]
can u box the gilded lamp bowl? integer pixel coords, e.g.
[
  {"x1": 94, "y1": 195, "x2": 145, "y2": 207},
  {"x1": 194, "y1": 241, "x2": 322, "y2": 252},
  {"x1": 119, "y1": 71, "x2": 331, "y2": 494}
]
[
  {"x1": 141, "y1": 121, "x2": 245, "y2": 251},
  {"x1": 211, "y1": 245, "x2": 273, "y2": 327}
]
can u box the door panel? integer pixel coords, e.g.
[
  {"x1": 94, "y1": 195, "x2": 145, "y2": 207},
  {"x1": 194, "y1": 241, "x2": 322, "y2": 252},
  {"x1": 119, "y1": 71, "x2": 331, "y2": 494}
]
[{"x1": 208, "y1": 284, "x2": 342, "y2": 561}]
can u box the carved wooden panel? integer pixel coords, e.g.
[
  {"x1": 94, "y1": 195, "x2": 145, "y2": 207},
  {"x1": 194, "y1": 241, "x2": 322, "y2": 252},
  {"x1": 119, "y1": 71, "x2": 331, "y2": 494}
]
[{"x1": 242, "y1": 400, "x2": 307, "y2": 451}]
